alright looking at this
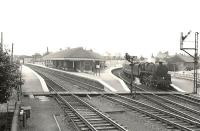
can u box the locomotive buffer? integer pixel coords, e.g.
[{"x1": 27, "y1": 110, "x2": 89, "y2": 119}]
[{"x1": 125, "y1": 53, "x2": 137, "y2": 98}]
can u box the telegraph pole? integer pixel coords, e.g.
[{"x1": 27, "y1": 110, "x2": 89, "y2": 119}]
[
  {"x1": 180, "y1": 31, "x2": 199, "y2": 94},
  {"x1": 1, "y1": 32, "x2": 3, "y2": 51},
  {"x1": 11, "y1": 43, "x2": 14, "y2": 63}
]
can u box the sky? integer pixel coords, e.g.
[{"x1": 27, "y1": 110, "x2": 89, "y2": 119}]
[{"x1": 0, "y1": 0, "x2": 200, "y2": 58}]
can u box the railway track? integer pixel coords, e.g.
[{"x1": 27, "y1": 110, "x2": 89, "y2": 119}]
[
  {"x1": 28, "y1": 65, "x2": 200, "y2": 130},
  {"x1": 113, "y1": 69, "x2": 200, "y2": 128},
  {"x1": 103, "y1": 94, "x2": 200, "y2": 131},
  {"x1": 46, "y1": 69, "x2": 104, "y2": 92},
  {"x1": 37, "y1": 67, "x2": 127, "y2": 131},
  {"x1": 27, "y1": 65, "x2": 104, "y2": 92},
  {"x1": 36, "y1": 71, "x2": 67, "y2": 92},
  {"x1": 117, "y1": 69, "x2": 200, "y2": 106},
  {"x1": 57, "y1": 94, "x2": 127, "y2": 131},
  {"x1": 137, "y1": 93, "x2": 200, "y2": 122},
  {"x1": 169, "y1": 94, "x2": 200, "y2": 106}
]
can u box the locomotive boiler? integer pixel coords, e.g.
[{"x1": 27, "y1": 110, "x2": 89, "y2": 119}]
[{"x1": 122, "y1": 62, "x2": 171, "y2": 88}]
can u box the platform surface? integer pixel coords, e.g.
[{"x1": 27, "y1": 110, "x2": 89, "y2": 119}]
[
  {"x1": 172, "y1": 77, "x2": 200, "y2": 95},
  {"x1": 20, "y1": 97, "x2": 63, "y2": 131},
  {"x1": 21, "y1": 65, "x2": 61, "y2": 131},
  {"x1": 21, "y1": 65, "x2": 44, "y2": 92}
]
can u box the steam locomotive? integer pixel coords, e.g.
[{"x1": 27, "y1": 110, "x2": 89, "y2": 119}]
[{"x1": 122, "y1": 62, "x2": 172, "y2": 88}]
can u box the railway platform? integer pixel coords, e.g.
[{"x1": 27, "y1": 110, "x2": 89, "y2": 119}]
[
  {"x1": 31, "y1": 64, "x2": 130, "y2": 93},
  {"x1": 170, "y1": 71, "x2": 200, "y2": 95},
  {"x1": 172, "y1": 77, "x2": 200, "y2": 95},
  {"x1": 67, "y1": 67, "x2": 130, "y2": 92},
  {"x1": 20, "y1": 65, "x2": 66, "y2": 131},
  {"x1": 22, "y1": 65, "x2": 49, "y2": 93}
]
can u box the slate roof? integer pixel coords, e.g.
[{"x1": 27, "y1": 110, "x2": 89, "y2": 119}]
[{"x1": 43, "y1": 47, "x2": 104, "y2": 61}]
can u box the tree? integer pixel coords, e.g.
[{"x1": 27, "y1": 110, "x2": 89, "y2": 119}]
[
  {"x1": 155, "y1": 51, "x2": 170, "y2": 63},
  {"x1": 32, "y1": 53, "x2": 42, "y2": 58},
  {"x1": 0, "y1": 49, "x2": 22, "y2": 103}
]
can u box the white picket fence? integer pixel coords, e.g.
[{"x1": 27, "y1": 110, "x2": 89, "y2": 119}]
[{"x1": 169, "y1": 71, "x2": 200, "y2": 83}]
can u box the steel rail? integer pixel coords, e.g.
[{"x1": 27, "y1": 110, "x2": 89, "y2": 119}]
[
  {"x1": 55, "y1": 92, "x2": 127, "y2": 131},
  {"x1": 29, "y1": 65, "x2": 105, "y2": 92},
  {"x1": 139, "y1": 93, "x2": 200, "y2": 122},
  {"x1": 46, "y1": 79, "x2": 98, "y2": 131},
  {"x1": 147, "y1": 94, "x2": 200, "y2": 114},
  {"x1": 41, "y1": 69, "x2": 127, "y2": 131},
  {"x1": 119, "y1": 71, "x2": 200, "y2": 115},
  {"x1": 35, "y1": 71, "x2": 67, "y2": 92},
  {"x1": 35, "y1": 66, "x2": 104, "y2": 91},
  {"x1": 50, "y1": 70, "x2": 104, "y2": 92},
  {"x1": 36, "y1": 72, "x2": 96, "y2": 130},
  {"x1": 181, "y1": 94, "x2": 200, "y2": 102},
  {"x1": 54, "y1": 97, "x2": 81, "y2": 131},
  {"x1": 56, "y1": 94, "x2": 98, "y2": 131},
  {"x1": 120, "y1": 69, "x2": 200, "y2": 104},
  {"x1": 103, "y1": 94, "x2": 200, "y2": 131},
  {"x1": 72, "y1": 94, "x2": 128, "y2": 131},
  {"x1": 171, "y1": 94, "x2": 200, "y2": 106}
]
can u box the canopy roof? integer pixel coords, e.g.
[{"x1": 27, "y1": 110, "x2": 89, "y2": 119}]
[{"x1": 43, "y1": 47, "x2": 104, "y2": 61}]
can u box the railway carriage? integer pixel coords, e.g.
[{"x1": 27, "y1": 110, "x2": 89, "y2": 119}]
[{"x1": 122, "y1": 62, "x2": 171, "y2": 88}]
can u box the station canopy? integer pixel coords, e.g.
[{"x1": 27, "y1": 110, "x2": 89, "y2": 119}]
[{"x1": 43, "y1": 47, "x2": 104, "y2": 61}]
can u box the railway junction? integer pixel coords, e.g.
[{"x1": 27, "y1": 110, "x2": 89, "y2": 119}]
[
  {"x1": 2, "y1": 45, "x2": 200, "y2": 131},
  {"x1": 5, "y1": 62, "x2": 198, "y2": 131}
]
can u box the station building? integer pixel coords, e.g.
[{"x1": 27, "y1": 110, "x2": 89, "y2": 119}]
[
  {"x1": 43, "y1": 47, "x2": 105, "y2": 72},
  {"x1": 167, "y1": 55, "x2": 197, "y2": 71}
]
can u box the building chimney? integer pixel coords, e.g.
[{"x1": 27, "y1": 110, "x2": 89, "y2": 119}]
[{"x1": 47, "y1": 47, "x2": 49, "y2": 54}]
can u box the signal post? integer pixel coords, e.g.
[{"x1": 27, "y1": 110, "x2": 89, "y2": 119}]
[
  {"x1": 125, "y1": 53, "x2": 137, "y2": 98},
  {"x1": 180, "y1": 31, "x2": 199, "y2": 94}
]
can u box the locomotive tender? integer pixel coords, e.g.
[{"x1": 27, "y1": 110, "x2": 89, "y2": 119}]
[{"x1": 122, "y1": 62, "x2": 172, "y2": 88}]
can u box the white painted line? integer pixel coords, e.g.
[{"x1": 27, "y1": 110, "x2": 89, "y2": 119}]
[
  {"x1": 97, "y1": 79, "x2": 117, "y2": 92},
  {"x1": 53, "y1": 114, "x2": 62, "y2": 131},
  {"x1": 170, "y1": 84, "x2": 186, "y2": 92},
  {"x1": 23, "y1": 65, "x2": 49, "y2": 92},
  {"x1": 109, "y1": 68, "x2": 130, "y2": 92}
]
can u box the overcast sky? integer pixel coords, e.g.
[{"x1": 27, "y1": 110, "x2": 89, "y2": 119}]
[{"x1": 0, "y1": 0, "x2": 199, "y2": 57}]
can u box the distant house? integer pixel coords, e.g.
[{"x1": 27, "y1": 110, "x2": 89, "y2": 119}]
[
  {"x1": 18, "y1": 55, "x2": 33, "y2": 64},
  {"x1": 167, "y1": 55, "x2": 196, "y2": 71},
  {"x1": 43, "y1": 47, "x2": 105, "y2": 72},
  {"x1": 23, "y1": 57, "x2": 33, "y2": 64}
]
